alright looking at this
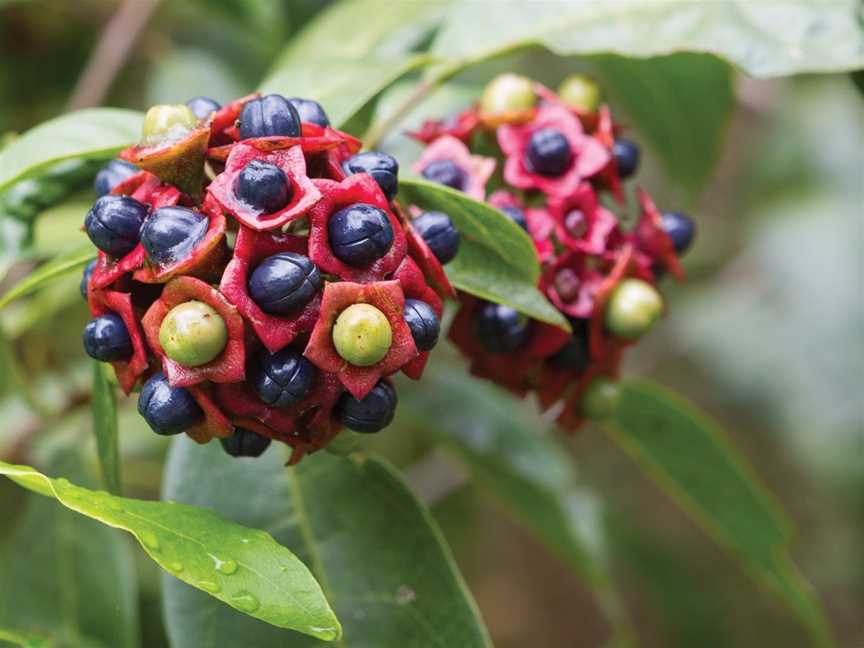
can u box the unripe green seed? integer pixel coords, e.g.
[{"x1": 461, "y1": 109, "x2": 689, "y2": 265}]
[
  {"x1": 142, "y1": 104, "x2": 198, "y2": 145},
  {"x1": 159, "y1": 301, "x2": 227, "y2": 367},
  {"x1": 332, "y1": 303, "x2": 392, "y2": 367},
  {"x1": 605, "y1": 278, "x2": 663, "y2": 339},
  {"x1": 581, "y1": 377, "x2": 621, "y2": 420},
  {"x1": 481, "y1": 73, "x2": 536, "y2": 116},
  {"x1": 558, "y1": 74, "x2": 602, "y2": 113}
]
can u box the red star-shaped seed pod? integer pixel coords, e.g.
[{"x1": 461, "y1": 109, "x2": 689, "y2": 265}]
[
  {"x1": 89, "y1": 171, "x2": 182, "y2": 291},
  {"x1": 208, "y1": 93, "x2": 259, "y2": 146},
  {"x1": 207, "y1": 122, "x2": 358, "y2": 162},
  {"x1": 308, "y1": 174, "x2": 407, "y2": 282},
  {"x1": 533, "y1": 81, "x2": 600, "y2": 130},
  {"x1": 207, "y1": 142, "x2": 322, "y2": 231},
  {"x1": 407, "y1": 106, "x2": 482, "y2": 144},
  {"x1": 185, "y1": 383, "x2": 234, "y2": 443},
  {"x1": 412, "y1": 135, "x2": 495, "y2": 201},
  {"x1": 392, "y1": 257, "x2": 443, "y2": 380},
  {"x1": 548, "y1": 182, "x2": 621, "y2": 255},
  {"x1": 120, "y1": 124, "x2": 210, "y2": 199},
  {"x1": 87, "y1": 288, "x2": 149, "y2": 394},
  {"x1": 448, "y1": 295, "x2": 569, "y2": 395},
  {"x1": 141, "y1": 276, "x2": 245, "y2": 387},
  {"x1": 593, "y1": 105, "x2": 626, "y2": 204},
  {"x1": 397, "y1": 204, "x2": 456, "y2": 300},
  {"x1": 219, "y1": 225, "x2": 321, "y2": 353},
  {"x1": 134, "y1": 194, "x2": 228, "y2": 284},
  {"x1": 487, "y1": 190, "x2": 557, "y2": 264},
  {"x1": 633, "y1": 188, "x2": 685, "y2": 281},
  {"x1": 497, "y1": 103, "x2": 609, "y2": 199},
  {"x1": 541, "y1": 251, "x2": 609, "y2": 319},
  {"x1": 303, "y1": 280, "x2": 417, "y2": 399}
]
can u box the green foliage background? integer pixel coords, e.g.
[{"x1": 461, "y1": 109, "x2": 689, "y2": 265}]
[{"x1": 0, "y1": 1, "x2": 862, "y2": 647}]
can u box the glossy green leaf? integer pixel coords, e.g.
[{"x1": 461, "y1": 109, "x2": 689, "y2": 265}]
[
  {"x1": 0, "y1": 244, "x2": 95, "y2": 311},
  {"x1": 259, "y1": 0, "x2": 447, "y2": 130},
  {"x1": 0, "y1": 451, "x2": 139, "y2": 648},
  {"x1": 605, "y1": 381, "x2": 834, "y2": 646},
  {"x1": 398, "y1": 178, "x2": 568, "y2": 329},
  {"x1": 0, "y1": 109, "x2": 142, "y2": 193},
  {"x1": 90, "y1": 362, "x2": 120, "y2": 494},
  {"x1": 0, "y1": 459, "x2": 339, "y2": 642},
  {"x1": 162, "y1": 439, "x2": 492, "y2": 648},
  {"x1": 0, "y1": 628, "x2": 53, "y2": 648},
  {"x1": 590, "y1": 53, "x2": 734, "y2": 199},
  {"x1": 397, "y1": 366, "x2": 634, "y2": 644},
  {"x1": 431, "y1": 1, "x2": 864, "y2": 78}
]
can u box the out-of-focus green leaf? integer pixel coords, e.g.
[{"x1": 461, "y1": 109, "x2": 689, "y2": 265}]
[
  {"x1": 0, "y1": 459, "x2": 339, "y2": 642},
  {"x1": 259, "y1": 0, "x2": 448, "y2": 131},
  {"x1": 90, "y1": 362, "x2": 119, "y2": 494},
  {"x1": 146, "y1": 48, "x2": 246, "y2": 107},
  {"x1": 162, "y1": 439, "x2": 492, "y2": 648},
  {"x1": 0, "y1": 109, "x2": 142, "y2": 193},
  {"x1": 0, "y1": 244, "x2": 94, "y2": 311},
  {"x1": 590, "y1": 53, "x2": 734, "y2": 199},
  {"x1": 0, "y1": 627, "x2": 54, "y2": 648},
  {"x1": 398, "y1": 366, "x2": 633, "y2": 644},
  {"x1": 431, "y1": 1, "x2": 864, "y2": 78},
  {"x1": 0, "y1": 451, "x2": 139, "y2": 648},
  {"x1": 398, "y1": 178, "x2": 568, "y2": 329},
  {"x1": 606, "y1": 381, "x2": 833, "y2": 646}
]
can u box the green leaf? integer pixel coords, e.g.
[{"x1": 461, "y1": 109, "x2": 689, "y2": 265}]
[
  {"x1": 0, "y1": 450, "x2": 139, "y2": 648},
  {"x1": 90, "y1": 362, "x2": 120, "y2": 494},
  {"x1": 146, "y1": 48, "x2": 246, "y2": 107},
  {"x1": 397, "y1": 178, "x2": 568, "y2": 329},
  {"x1": 162, "y1": 439, "x2": 492, "y2": 648},
  {"x1": 397, "y1": 365, "x2": 633, "y2": 645},
  {"x1": 0, "y1": 628, "x2": 53, "y2": 648},
  {"x1": 605, "y1": 381, "x2": 834, "y2": 646},
  {"x1": 431, "y1": 1, "x2": 864, "y2": 78},
  {"x1": 590, "y1": 53, "x2": 734, "y2": 199},
  {"x1": 0, "y1": 459, "x2": 339, "y2": 642},
  {"x1": 0, "y1": 244, "x2": 95, "y2": 311},
  {"x1": 259, "y1": 0, "x2": 448, "y2": 130},
  {"x1": 0, "y1": 109, "x2": 142, "y2": 193}
]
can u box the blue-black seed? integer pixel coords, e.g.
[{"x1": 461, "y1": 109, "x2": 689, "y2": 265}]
[
  {"x1": 411, "y1": 211, "x2": 460, "y2": 264},
  {"x1": 137, "y1": 372, "x2": 203, "y2": 436},
  {"x1": 328, "y1": 203, "x2": 394, "y2": 267},
  {"x1": 140, "y1": 206, "x2": 209, "y2": 266},
  {"x1": 247, "y1": 252, "x2": 322, "y2": 315},
  {"x1": 83, "y1": 313, "x2": 133, "y2": 362},
  {"x1": 335, "y1": 381, "x2": 398, "y2": 433}
]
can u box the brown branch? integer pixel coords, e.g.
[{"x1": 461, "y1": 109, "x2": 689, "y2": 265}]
[{"x1": 67, "y1": 0, "x2": 161, "y2": 111}]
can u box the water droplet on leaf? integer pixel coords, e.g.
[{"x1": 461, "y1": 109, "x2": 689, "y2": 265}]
[
  {"x1": 199, "y1": 580, "x2": 221, "y2": 593},
  {"x1": 216, "y1": 558, "x2": 238, "y2": 575},
  {"x1": 231, "y1": 591, "x2": 259, "y2": 613},
  {"x1": 140, "y1": 531, "x2": 160, "y2": 550}
]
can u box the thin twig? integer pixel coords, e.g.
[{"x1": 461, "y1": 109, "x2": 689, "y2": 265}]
[{"x1": 67, "y1": 0, "x2": 161, "y2": 111}]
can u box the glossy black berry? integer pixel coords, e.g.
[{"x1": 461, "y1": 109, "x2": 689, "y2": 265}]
[
  {"x1": 342, "y1": 151, "x2": 399, "y2": 200},
  {"x1": 252, "y1": 348, "x2": 317, "y2": 409},
  {"x1": 234, "y1": 160, "x2": 292, "y2": 214},
  {"x1": 328, "y1": 203, "x2": 394, "y2": 267},
  {"x1": 287, "y1": 97, "x2": 330, "y2": 127},
  {"x1": 525, "y1": 128, "x2": 572, "y2": 177},
  {"x1": 412, "y1": 211, "x2": 460, "y2": 264},
  {"x1": 421, "y1": 159, "x2": 467, "y2": 190},
  {"x1": 612, "y1": 138, "x2": 640, "y2": 179},
  {"x1": 84, "y1": 195, "x2": 148, "y2": 258},
  {"x1": 239, "y1": 94, "x2": 301, "y2": 139},
  {"x1": 83, "y1": 313, "x2": 133, "y2": 362},
  {"x1": 403, "y1": 299, "x2": 440, "y2": 352},
  {"x1": 137, "y1": 372, "x2": 203, "y2": 436},
  {"x1": 335, "y1": 380, "x2": 397, "y2": 433},
  {"x1": 220, "y1": 426, "x2": 272, "y2": 458},
  {"x1": 549, "y1": 319, "x2": 590, "y2": 372},
  {"x1": 501, "y1": 206, "x2": 528, "y2": 231},
  {"x1": 185, "y1": 96, "x2": 221, "y2": 120},
  {"x1": 248, "y1": 252, "x2": 322, "y2": 315},
  {"x1": 140, "y1": 206, "x2": 208, "y2": 266},
  {"x1": 93, "y1": 160, "x2": 138, "y2": 197},
  {"x1": 661, "y1": 211, "x2": 696, "y2": 255},
  {"x1": 80, "y1": 259, "x2": 96, "y2": 300},
  {"x1": 474, "y1": 302, "x2": 530, "y2": 353}
]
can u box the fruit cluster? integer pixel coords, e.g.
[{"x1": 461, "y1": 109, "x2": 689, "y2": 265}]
[
  {"x1": 409, "y1": 73, "x2": 696, "y2": 429},
  {"x1": 80, "y1": 94, "x2": 455, "y2": 462}
]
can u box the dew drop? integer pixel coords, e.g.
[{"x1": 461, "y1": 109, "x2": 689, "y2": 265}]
[
  {"x1": 231, "y1": 591, "x2": 260, "y2": 613},
  {"x1": 216, "y1": 558, "x2": 238, "y2": 575},
  {"x1": 167, "y1": 561, "x2": 184, "y2": 573},
  {"x1": 140, "y1": 531, "x2": 160, "y2": 551},
  {"x1": 199, "y1": 580, "x2": 221, "y2": 593},
  {"x1": 310, "y1": 626, "x2": 338, "y2": 641}
]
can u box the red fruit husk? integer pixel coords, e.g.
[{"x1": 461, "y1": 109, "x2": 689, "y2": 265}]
[
  {"x1": 593, "y1": 105, "x2": 626, "y2": 204},
  {"x1": 412, "y1": 135, "x2": 496, "y2": 201},
  {"x1": 392, "y1": 256, "x2": 443, "y2": 380},
  {"x1": 307, "y1": 174, "x2": 407, "y2": 282},
  {"x1": 208, "y1": 93, "x2": 259, "y2": 146},
  {"x1": 87, "y1": 288, "x2": 149, "y2": 394},
  {"x1": 207, "y1": 122, "x2": 358, "y2": 162},
  {"x1": 207, "y1": 142, "x2": 322, "y2": 231},
  {"x1": 219, "y1": 225, "x2": 321, "y2": 353},
  {"x1": 303, "y1": 280, "x2": 417, "y2": 399},
  {"x1": 408, "y1": 106, "x2": 482, "y2": 144},
  {"x1": 396, "y1": 204, "x2": 456, "y2": 300},
  {"x1": 141, "y1": 276, "x2": 245, "y2": 387},
  {"x1": 120, "y1": 125, "x2": 210, "y2": 199},
  {"x1": 634, "y1": 188, "x2": 685, "y2": 281},
  {"x1": 186, "y1": 383, "x2": 234, "y2": 443},
  {"x1": 548, "y1": 182, "x2": 621, "y2": 256}
]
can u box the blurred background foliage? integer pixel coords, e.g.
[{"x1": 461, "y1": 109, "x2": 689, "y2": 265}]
[{"x1": 0, "y1": 1, "x2": 862, "y2": 647}]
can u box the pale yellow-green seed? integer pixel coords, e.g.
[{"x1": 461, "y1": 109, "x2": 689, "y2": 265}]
[
  {"x1": 142, "y1": 104, "x2": 198, "y2": 145},
  {"x1": 332, "y1": 303, "x2": 392, "y2": 367},
  {"x1": 558, "y1": 74, "x2": 602, "y2": 113},
  {"x1": 159, "y1": 301, "x2": 227, "y2": 367},
  {"x1": 480, "y1": 73, "x2": 536, "y2": 116}
]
